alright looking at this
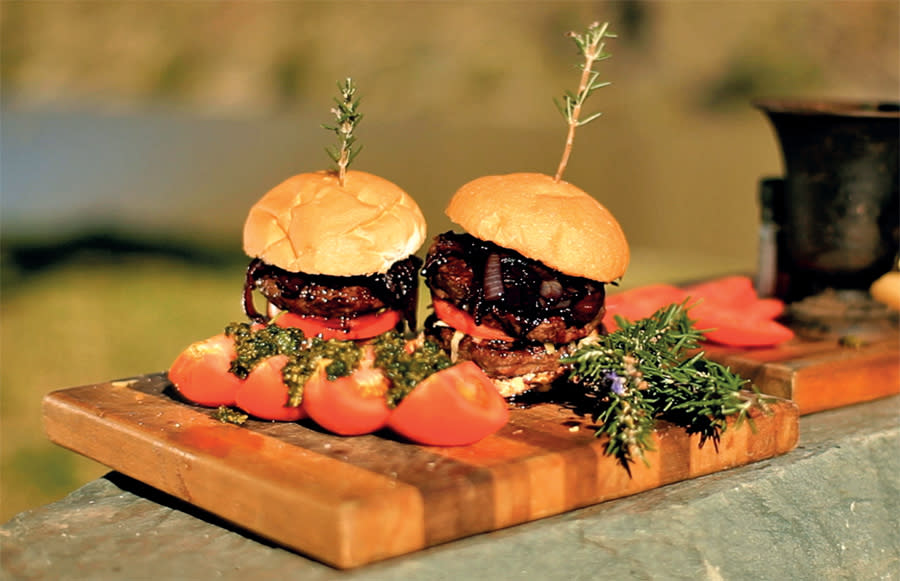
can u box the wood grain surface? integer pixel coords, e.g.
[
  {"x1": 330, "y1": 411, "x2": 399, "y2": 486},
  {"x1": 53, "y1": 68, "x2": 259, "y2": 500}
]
[
  {"x1": 43, "y1": 374, "x2": 798, "y2": 569},
  {"x1": 703, "y1": 331, "x2": 899, "y2": 414}
]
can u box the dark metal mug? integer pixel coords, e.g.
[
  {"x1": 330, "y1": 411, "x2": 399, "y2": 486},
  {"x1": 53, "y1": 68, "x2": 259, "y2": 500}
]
[{"x1": 755, "y1": 98, "x2": 899, "y2": 303}]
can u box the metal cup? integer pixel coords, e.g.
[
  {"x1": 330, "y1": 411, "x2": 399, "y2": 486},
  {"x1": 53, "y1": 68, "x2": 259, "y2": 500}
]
[{"x1": 754, "y1": 98, "x2": 899, "y2": 304}]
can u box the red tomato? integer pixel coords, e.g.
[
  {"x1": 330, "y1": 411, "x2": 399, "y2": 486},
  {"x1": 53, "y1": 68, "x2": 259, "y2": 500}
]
[
  {"x1": 683, "y1": 275, "x2": 758, "y2": 309},
  {"x1": 683, "y1": 276, "x2": 786, "y2": 320},
  {"x1": 603, "y1": 277, "x2": 792, "y2": 346},
  {"x1": 302, "y1": 362, "x2": 392, "y2": 436},
  {"x1": 603, "y1": 284, "x2": 690, "y2": 330},
  {"x1": 168, "y1": 334, "x2": 243, "y2": 407},
  {"x1": 273, "y1": 309, "x2": 401, "y2": 341},
  {"x1": 690, "y1": 303, "x2": 794, "y2": 347},
  {"x1": 387, "y1": 361, "x2": 510, "y2": 446},
  {"x1": 742, "y1": 297, "x2": 786, "y2": 320},
  {"x1": 431, "y1": 299, "x2": 514, "y2": 341},
  {"x1": 681, "y1": 275, "x2": 791, "y2": 345},
  {"x1": 235, "y1": 355, "x2": 307, "y2": 421}
]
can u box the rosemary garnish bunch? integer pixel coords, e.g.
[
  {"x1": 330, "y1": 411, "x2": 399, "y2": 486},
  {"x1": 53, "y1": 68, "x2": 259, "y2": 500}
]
[
  {"x1": 564, "y1": 302, "x2": 763, "y2": 471},
  {"x1": 578, "y1": 354, "x2": 657, "y2": 469},
  {"x1": 322, "y1": 77, "x2": 363, "y2": 186},
  {"x1": 554, "y1": 21, "x2": 616, "y2": 182}
]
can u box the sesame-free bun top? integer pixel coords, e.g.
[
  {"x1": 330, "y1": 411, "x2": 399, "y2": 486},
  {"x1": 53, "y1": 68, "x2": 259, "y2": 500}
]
[
  {"x1": 243, "y1": 169, "x2": 426, "y2": 276},
  {"x1": 446, "y1": 172, "x2": 629, "y2": 282}
]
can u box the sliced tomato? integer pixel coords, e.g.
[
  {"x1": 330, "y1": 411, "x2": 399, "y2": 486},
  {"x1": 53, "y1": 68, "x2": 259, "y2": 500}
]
[
  {"x1": 603, "y1": 284, "x2": 690, "y2": 330},
  {"x1": 387, "y1": 361, "x2": 510, "y2": 446},
  {"x1": 603, "y1": 276, "x2": 793, "y2": 346},
  {"x1": 690, "y1": 303, "x2": 794, "y2": 347},
  {"x1": 302, "y1": 360, "x2": 392, "y2": 436},
  {"x1": 273, "y1": 309, "x2": 402, "y2": 341},
  {"x1": 431, "y1": 299, "x2": 514, "y2": 341},
  {"x1": 683, "y1": 275, "x2": 758, "y2": 309},
  {"x1": 168, "y1": 334, "x2": 243, "y2": 407},
  {"x1": 742, "y1": 297, "x2": 786, "y2": 320},
  {"x1": 235, "y1": 355, "x2": 307, "y2": 421}
]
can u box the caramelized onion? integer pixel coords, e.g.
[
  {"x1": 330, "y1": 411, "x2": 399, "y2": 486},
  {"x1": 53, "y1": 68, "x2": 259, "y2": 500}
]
[
  {"x1": 243, "y1": 259, "x2": 268, "y2": 323},
  {"x1": 483, "y1": 253, "x2": 504, "y2": 301},
  {"x1": 540, "y1": 279, "x2": 563, "y2": 300}
]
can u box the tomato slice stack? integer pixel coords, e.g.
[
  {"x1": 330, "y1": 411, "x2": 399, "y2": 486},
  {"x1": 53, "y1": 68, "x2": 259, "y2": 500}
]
[
  {"x1": 604, "y1": 275, "x2": 794, "y2": 347},
  {"x1": 168, "y1": 332, "x2": 509, "y2": 446}
]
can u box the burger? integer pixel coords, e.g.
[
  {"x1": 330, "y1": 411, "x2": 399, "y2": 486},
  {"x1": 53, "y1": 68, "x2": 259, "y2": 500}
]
[
  {"x1": 422, "y1": 172, "x2": 629, "y2": 397},
  {"x1": 241, "y1": 169, "x2": 427, "y2": 339}
]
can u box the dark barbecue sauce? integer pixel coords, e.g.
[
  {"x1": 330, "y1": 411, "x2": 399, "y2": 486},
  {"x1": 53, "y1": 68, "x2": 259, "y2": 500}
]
[{"x1": 422, "y1": 231, "x2": 605, "y2": 338}]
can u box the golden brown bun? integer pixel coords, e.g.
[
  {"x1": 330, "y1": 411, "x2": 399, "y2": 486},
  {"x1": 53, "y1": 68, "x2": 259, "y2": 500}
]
[
  {"x1": 243, "y1": 170, "x2": 426, "y2": 276},
  {"x1": 446, "y1": 173, "x2": 629, "y2": 282}
]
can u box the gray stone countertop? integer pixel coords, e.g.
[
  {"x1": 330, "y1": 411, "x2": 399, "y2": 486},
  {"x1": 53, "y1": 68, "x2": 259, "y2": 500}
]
[{"x1": 2, "y1": 396, "x2": 898, "y2": 581}]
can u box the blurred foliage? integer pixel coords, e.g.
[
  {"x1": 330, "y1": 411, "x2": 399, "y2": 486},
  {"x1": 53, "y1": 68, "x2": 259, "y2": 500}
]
[
  {"x1": 1, "y1": 0, "x2": 898, "y2": 522},
  {"x1": 2, "y1": 229, "x2": 242, "y2": 287},
  {"x1": 700, "y1": 52, "x2": 823, "y2": 111},
  {"x1": 2, "y1": 1, "x2": 897, "y2": 118}
]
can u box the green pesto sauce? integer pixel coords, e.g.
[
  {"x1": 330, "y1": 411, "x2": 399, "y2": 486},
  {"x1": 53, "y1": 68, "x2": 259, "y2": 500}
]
[
  {"x1": 224, "y1": 324, "x2": 450, "y2": 411},
  {"x1": 283, "y1": 338, "x2": 362, "y2": 407},
  {"x1": 214, "y1": 405, "x2": 248, "y2": 425},
  {"x1": 374, "y1": 331, "x2": 451, "y2": 408},
  {"x1": 225, "y1": 322, "x2": 307, "y2": 379},
  {"x1": 224, "y1": 322, "x2": 362, "y2": 407}
]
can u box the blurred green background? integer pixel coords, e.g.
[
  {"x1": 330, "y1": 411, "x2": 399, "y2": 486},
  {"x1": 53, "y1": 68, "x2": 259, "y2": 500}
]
[{"x1": 2, "y1": 1, "x2": 898, "y2": 522}]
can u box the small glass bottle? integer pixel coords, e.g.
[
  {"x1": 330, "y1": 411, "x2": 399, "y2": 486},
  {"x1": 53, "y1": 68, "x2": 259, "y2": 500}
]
[{"x1": 755, "y1": 177, "x2": 786, "y2": 298}]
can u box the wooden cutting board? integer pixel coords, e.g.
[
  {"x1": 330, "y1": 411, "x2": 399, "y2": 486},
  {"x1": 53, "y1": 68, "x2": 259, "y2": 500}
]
[
  {"x1": 43, "y1": 373, "x2": 798, "y2": 569},
  {"x1": 703, "y1": 331, "x2": 899, "y2": 415}
]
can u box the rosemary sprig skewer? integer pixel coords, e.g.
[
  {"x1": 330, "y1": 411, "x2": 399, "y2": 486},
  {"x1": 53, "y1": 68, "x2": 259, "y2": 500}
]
[
  {"x1": 554, "y1": 21, "x2": 616, "y2": 182},
  {"x1": 322, "y1": 77, "x2": 363, "y2": 186}
]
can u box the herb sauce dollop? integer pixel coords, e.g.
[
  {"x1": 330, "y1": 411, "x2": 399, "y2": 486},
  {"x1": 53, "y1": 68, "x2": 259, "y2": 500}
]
[{"x1": 223, "y1": 323, "x2": 451, "y2": 409}]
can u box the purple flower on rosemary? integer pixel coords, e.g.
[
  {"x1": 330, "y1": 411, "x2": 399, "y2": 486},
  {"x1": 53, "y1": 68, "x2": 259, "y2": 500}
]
[{"x1": 605, "y1": 371, "x2": 626, "y2": 396}]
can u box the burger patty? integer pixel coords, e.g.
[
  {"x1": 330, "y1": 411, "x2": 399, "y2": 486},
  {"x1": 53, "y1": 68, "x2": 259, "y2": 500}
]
[
  {"x1": 426, "y1": 319, "x2": 571, "y2": 381},
  {"x1": 243, "y1": 256, "x2": 422, "y2": 326},
  {"x1": 423, "y1": 232, "x2": 606, "y2": 344},
  {"x1": 254, "y1": 277, "x2": 386, "y2": 316}
]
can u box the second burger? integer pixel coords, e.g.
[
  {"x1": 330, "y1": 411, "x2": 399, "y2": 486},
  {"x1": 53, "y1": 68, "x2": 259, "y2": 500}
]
[{"x1": 422, "y1": 172, "x2": 629, "y2": 398}]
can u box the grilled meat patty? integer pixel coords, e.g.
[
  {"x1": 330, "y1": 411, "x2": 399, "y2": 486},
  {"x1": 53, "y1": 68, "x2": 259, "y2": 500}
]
[
  {"x1": 243, "y1": 256, "x2": 422, "y2": 327},
  {"x1": 426, "y1": 319, "x2": 571, "y2": 381}
]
